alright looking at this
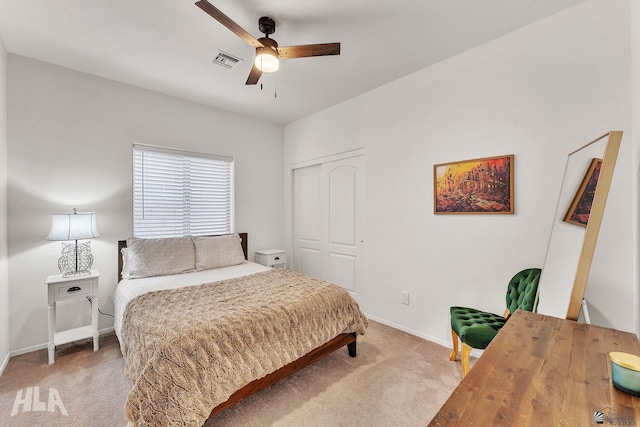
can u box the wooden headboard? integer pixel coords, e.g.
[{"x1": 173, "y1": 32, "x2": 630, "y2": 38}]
[{"x1": 117, "y1": 232, "x2": 248, "y2": 282}]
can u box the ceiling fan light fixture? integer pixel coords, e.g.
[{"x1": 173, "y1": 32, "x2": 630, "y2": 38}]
[
  {"x1": 195, "y1": 3, "x2": 340, "y2": 85},
  {"x1": 255, "y1": 47, "x2": 279, "y2": 72}
]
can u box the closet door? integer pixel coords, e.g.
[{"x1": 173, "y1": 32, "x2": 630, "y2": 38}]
[
  {"x1": 326, "y1": 156, "x2": 364, "y2": 293},
  {"x1": 293, "y1": 164, "x2": 324, "y2": 279},
  {"x1": 293, "y1": 155, "x2": 364, "y2": 294}
]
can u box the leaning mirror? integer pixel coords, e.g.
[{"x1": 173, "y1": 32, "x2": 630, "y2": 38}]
[{"x1": 536, "y1": 131, "x2": 622, "y2": 321}]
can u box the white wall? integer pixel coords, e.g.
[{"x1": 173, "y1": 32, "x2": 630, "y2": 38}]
[
  {"x1": 284, "y1": 0, "x2": 634, "y2": 346},
  {"x1": 0, "y1": 37, "x2": 9, "y2": 372},
  {"x1": 7, "y1": 55, "x2": 284, "y2": 353}
]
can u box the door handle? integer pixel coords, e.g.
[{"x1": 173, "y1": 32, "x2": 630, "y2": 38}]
[{"x1": 67, "y1": 286, "x2": 82, "y2": 292}]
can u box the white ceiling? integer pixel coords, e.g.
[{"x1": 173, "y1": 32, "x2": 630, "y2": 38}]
[{"x1": 0, "y1": 0, "x2": 586, "y2": 125}]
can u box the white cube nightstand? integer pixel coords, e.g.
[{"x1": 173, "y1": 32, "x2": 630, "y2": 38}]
[
  {"x1": 45, "y1": 270, "x2": 100, "y2": 364},
  {"x1": 255, "y1": 249, "x2": 286, "y2": 269}
]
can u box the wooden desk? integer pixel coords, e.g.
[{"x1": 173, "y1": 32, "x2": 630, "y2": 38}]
[{"x1": 429, "y1": 311, "x2": 640, "y2": 426}]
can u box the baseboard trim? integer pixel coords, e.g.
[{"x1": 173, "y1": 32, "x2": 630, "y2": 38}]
[
  {"x1": 364, "y1": 313, "x2": 449, "y2": 347},
  {"x1": 364, "y1": 313, "x2": 485, "y2": 358},
  {"x1": 10, "y1": 327, "x2": 116, "y2": 357},
  {"x1": 10, "y1": 342, "x2": 47, "y2": 357},
  {"x1": 0, "y1": 351, "x2": 9, "y2": 377}
]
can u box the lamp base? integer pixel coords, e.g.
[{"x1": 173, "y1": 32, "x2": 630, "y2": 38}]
[
  {"x1": 61, "y1": 270, "x2": 92, "y2": 278},
  {"x1": 58, "y1": 241, "x2": 94, "y2": 278}
]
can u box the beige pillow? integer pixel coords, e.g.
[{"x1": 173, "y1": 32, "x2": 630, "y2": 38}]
[
  {"x1": 126, "y1": 236, "x2": 196, "y2": 279},
  {"x1": 192, "y1": 234, "x2": 245, "y2": 271}
]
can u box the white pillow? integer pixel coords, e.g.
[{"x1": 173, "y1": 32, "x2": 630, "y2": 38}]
[
  {"x1": 192, "y1": 234, "x2": 245, "y2": 271},
  {"x1": 126, "y1": 236, "x2": 197, "y2": 279},
  {"x1": 120, "y1": 247, "x2": 130, "y2": 279}
]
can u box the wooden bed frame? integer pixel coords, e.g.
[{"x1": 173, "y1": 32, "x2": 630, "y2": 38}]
[{"x1": 117, "y1": 232, "x2": 357, "y2": 421}]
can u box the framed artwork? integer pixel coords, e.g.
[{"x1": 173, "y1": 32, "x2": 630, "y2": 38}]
[
  {"x1": 563, "y1": 158, "x2": 602, "y2": 227},
  {"x1": 434, "y1": 154, "x2": 514, "y2": 214}
]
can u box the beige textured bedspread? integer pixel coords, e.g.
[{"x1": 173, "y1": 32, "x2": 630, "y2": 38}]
[{"x1": 121, "y1": 268, "x2": 368, "y2": 426}]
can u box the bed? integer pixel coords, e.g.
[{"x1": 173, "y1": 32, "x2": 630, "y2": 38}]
[{"x1": 114, "y1": 233, "x2": 368, "y2": 426}]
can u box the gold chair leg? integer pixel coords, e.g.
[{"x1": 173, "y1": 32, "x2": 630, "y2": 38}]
[
  {"x1": 461, "y1": 343, "x2": 472, "y2": 377},
  {"x1": 449, "y1": 329, "x2": 459, "y2": 361}
]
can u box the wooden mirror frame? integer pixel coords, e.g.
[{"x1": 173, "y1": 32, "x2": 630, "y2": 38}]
[
  {"x1": 535, "y1": 131, "x2": 622, "y2": 321},
  {"x1": 565, "y1": 131, "x2": 622, "y2": 320}
]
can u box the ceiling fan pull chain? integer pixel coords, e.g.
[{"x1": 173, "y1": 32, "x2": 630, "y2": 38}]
[{"x1": 275, "y1": 78, "x2": 277, "y2": 98}]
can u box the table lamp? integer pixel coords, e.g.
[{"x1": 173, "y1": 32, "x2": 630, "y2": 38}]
[{"x1": 46, "y1": 208, "x2": 99, "y2": 277}]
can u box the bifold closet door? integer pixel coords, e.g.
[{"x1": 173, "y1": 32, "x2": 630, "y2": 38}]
[
  {"x1": 293, "y1": 155, "x2": 364, "y2": 294},
  {"x1": 293, "y1": 164, "x2": 323, "y2": 280}
]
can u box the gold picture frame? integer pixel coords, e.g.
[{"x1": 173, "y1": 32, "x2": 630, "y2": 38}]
[{"x1": 434, "y1": 154, "x2": 514, "y2": 214}]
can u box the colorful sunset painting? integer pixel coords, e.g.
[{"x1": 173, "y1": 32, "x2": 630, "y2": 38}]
[
  {"x1": 563, "y1": 158, "x2": 602, "y2": 227},
  {"x1": 434, "y1": 155, "x2": 514, "y2": 214}
]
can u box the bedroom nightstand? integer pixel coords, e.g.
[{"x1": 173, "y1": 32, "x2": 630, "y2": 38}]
[
  {"x1": 45, "y1": 270, "x2": 100, "y2": 364},
  {"x1": 255, "y1": 249, "x2": 286, "y2": 269}
]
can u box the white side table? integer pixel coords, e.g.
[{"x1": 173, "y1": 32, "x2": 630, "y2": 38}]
[
  {"x1": 255, "y1": 249, "x2": 287, "y2": 269},
  {"x1": 45, "y1": 270, "x2": 100, "y2": 364}
]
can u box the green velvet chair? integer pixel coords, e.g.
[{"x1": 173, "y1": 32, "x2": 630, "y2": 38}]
[{"x1": 449, "y1": 267, "x2": 542, "y2": 376}]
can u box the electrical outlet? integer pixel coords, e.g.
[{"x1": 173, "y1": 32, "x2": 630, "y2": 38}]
[{"x1": 401, "y1": 291, "x2": 410, "y2": 305}]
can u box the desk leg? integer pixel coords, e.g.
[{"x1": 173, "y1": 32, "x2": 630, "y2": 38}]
[
  {"x1": 92, "y1": 295, "x2": 99, "y2": 352},
  {"x1": 47, "y1": 303, "x2": 55, "y2": 364}
]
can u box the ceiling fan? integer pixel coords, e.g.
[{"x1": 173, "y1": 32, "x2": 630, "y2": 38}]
[{"x1": 195, "y1": 0, "x2": 341, "y2": 85}]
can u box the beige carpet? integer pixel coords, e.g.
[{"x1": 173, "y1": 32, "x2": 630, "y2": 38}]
[{"x1": 0, "y1": 320, "x2": 464, "y2": 426}]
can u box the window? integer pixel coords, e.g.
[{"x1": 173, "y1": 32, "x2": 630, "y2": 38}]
[{"x1": 133, "y1": 144, "x2": 234, "y2": 238}]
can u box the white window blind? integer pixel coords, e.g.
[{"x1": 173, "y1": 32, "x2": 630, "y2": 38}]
[{"x1": 133, "y1": 144, "x2": 234, "y2": 238}]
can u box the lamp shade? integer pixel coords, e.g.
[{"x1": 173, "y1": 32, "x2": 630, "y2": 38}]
[
  {"x1": 46, "y1": 212, "x2": 100, "y2": 241},
  {"x1": 255, "y1": 47, "x2": 279, "y2": 72}
]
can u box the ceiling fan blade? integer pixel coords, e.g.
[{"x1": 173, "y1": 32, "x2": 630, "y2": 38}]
[
  {"x1": 246, "y1": 64, "x2": 262, "y2": 85},
  {"x1": 195, "y1": 0, "x2": 264, "y2": 48},
  {"x1": 277, "y1": 43, "x2": 340, "y2": 59}
]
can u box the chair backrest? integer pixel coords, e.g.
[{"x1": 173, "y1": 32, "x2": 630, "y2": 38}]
[{"x1": 505, "y1": 268, "x2": 542, "y2": 315}]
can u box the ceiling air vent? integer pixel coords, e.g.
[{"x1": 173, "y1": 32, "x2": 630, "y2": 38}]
[{"x1": 212, "y1": 51, "x2": 242, "y2": 69}]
